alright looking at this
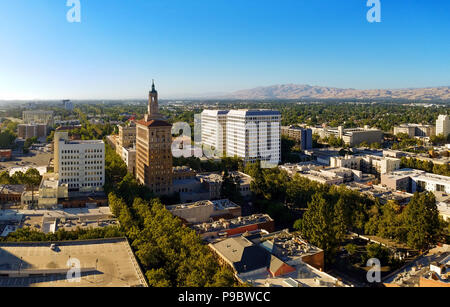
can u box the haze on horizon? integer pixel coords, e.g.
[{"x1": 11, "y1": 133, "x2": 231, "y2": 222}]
[{"x1": 0, "y1": 0, "x2": 449, "y2": 100}]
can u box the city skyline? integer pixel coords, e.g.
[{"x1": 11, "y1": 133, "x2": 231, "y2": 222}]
[{"x1": 0, "y1": 0, "x2": 449, "y2": 100}]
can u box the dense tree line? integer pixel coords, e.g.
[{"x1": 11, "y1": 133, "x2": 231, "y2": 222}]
[
  {"x1": 0, "y1": 168, "x2": 42, "y2": 186},
  {"x1": 108, "y1": 193, "x2": 237, "y2": 287},
  {"x1": 173, "y1": 156, "x2": 244, "y2": 173}
]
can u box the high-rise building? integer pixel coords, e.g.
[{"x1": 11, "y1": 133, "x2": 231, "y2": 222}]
[
  {"x1": 200, "y1": 110, "x2": 229, "y2": 156},
  {"x1": 23, "y1": 110, "x2": 54, "y2": 126},
  {"x1": 436, "y1": 115, "x2": 450, "y2": 137},
  {"x1": 54, "y1": 131, "x2": 105, "y2": 193},
  {"x1": 200, "y1": 109, "x2": 281, "y2": 166},
  {"x1": 135, "y1": 81, "x2": 173, "y2": 195},
  {"x1": 62, "y1": 99, "x2": 74, "y2": 111}
]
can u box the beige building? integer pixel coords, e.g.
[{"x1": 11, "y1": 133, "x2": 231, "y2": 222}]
[
  {"x1": 135, "y1": 82, "x2": 173, "y2": 195},
  {"x1": 17, "y1": 124, "x2": 47, "y2": 139},
  {"x1": 23, "y1": 110, "x2": 54, "y2": 126},
  {"x1": 394, "y1": 124, "x2": 435, "y2": 138},
  {"x1": 311, "y1": 125, "x2": 383, "y2": 147},
  {"x1": 121, "y1": 146, "x2": 136, "y2": 176},
  {"x1": 166, "y1": 199, "x2": 241, "y2": 224},
  {"x1": 330, "y1": 155, "x2": 400, "y2": 175},
  {"x1": 37, "y1": 173, "x2": 69, "y2": 208},
  {"x1": 117, "y1": 121, "x2": 136, "y2": 153}
]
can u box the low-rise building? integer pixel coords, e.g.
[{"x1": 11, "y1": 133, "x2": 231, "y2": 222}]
[
  {"x1": 192, "y1": 214, "x2": 275, "y2": 242},
  {"x1": 37, "y1": 173, "x2": 69, "y2": 209},
  {"x1": 17, "y1": 123, "x2": 48, "y2": 139},
  {"x1": 173, "y1": 171, "x2": 253, "y2": 203},
  {"x1": 166, "y1": 199, "x2": 241, "y2": 224},
  {"x1": 0, "y1": 149, "x2": 12, "y2": 161},
  {"x1": 311, "y1": 125, "x2": 383, "y2": 147},
  {"x1": 209, "y1": 230, "x2": 346, "y2": 287},
  {"x1": 330, "y1": 155, "x2": 400, "y2": 175},
  {"x1": 0, "y1": 185, "x2": 26, "y2": 205},
  {"x1": 381, "y1": 168, "x2": 450, "y2": 197},
  {"x1": 280, "y1": 163, "x2": 368, "y2": 185},
  {"x1": 394, "y1": 124, "x2": 435, "y2": 138}
]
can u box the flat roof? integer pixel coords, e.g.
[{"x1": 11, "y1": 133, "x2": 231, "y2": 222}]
[
  {"x1": 167, "y1": 199, "x2": 240, "y2": 211},
  {"x1": 193, "y1": 214, "x2": 272, "y2": 234},
  {"x1": 0, "y1": 238, "x2": 147, "y2": 287}
]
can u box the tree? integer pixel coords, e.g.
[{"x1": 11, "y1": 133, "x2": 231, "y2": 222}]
[
  {"x1": 294, "y1": 192, "x2": 340, "y2": 263},
  {"x1": 404, "y1": 192, "x2": 441, "y2": 250},
  {"x1": 220, "y1": 170, "x2": 242, "y2": 203}
]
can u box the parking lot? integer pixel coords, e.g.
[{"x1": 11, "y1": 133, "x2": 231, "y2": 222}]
[{"x1": 0, "y1": 150, "x2": 52, "y2": 174}]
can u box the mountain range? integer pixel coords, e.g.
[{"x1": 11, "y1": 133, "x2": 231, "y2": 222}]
[{"x1": 210, "y1": 84, "x2": 450, "y2": 101}]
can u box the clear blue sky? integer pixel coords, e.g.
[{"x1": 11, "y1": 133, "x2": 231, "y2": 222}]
[{"x1": 0, "y1": 0, "x2": 449, "y2": 100}]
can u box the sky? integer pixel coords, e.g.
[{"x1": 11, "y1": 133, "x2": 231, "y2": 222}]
[{"x1": 0, "y1": 0, "x2": 449, "y2": 100}]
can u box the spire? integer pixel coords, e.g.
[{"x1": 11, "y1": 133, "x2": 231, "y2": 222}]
[{"x1": 151, "y1": 79, "x2": 157, "y2": 93}]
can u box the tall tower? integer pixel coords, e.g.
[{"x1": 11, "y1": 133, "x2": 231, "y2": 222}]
[
  {"x1": 135, "y1": 81, "x2": 173, "y2": 195},
  {"x1": 145, "y1": 80, "x2": 162, "y2": 121}
]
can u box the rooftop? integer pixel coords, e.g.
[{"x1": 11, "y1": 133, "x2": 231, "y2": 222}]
[
  {"x1": 258, "y1": 230, "x2": 323, "y2": 262},
  {"x1": 167, "y1": 199, "x2": 240, "y2": 211},
  {"x1": 0, "y1": 238, "x2": 147, "y2": 287},
  {"x1": 135, "y1": 119, "x2": 172, "y2": 127},
  {"x1": 0, "y1": 185, "x2": 26, "y2": 195},
  {"x1": 192, "y1": 214, "x2": 273, "y2": 234}
]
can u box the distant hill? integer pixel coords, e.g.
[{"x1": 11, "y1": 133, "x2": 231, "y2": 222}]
[{"x1": 216, "y1": 84, "x2": 450, "y2": 101}]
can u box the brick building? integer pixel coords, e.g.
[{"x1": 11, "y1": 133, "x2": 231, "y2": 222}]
[{"x1": 135, "y1": 81, "x2": 173, "y2": 195}]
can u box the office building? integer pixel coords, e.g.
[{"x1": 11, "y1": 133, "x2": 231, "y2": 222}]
[
  {"x1": 62, "y1": 99, "x2": 74, "y2": 111},
  {"x1": 201, "y1": 110, "x2": 229, "y2": 156},
  {"x1": 54, "y1": 131, "x2": 105, "y2": 193},
  {"x1": 23, "y1": 110, "x2": 54, "y2": 126},
  {"x1": 200, "y1": 109, "x2": 281, "y2": 166},
  {"x1": 436, "y1": 115, "x2": 450, "y2": 137},
  {"x1": 135, "y1": 81, "x2": 173, "y2": 195}
]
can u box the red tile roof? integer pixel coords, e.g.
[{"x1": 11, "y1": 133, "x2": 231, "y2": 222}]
[{"x1": 135, "y1": 120, "x2": 172, "y2": 127}]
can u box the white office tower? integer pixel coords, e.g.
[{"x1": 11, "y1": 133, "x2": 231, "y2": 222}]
[
  {"x1": 436, "y1": 115, "x2": 450, "y2": 137},
  {"x1": 201, "y1": 110, "x2": 229, "y2": 156},
  {"x1": 54, "y1": 131, "x2": 105, "y2": 193},
  {"x1": 200, "y1": 110, "x2": 281, "y2": 166}
]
